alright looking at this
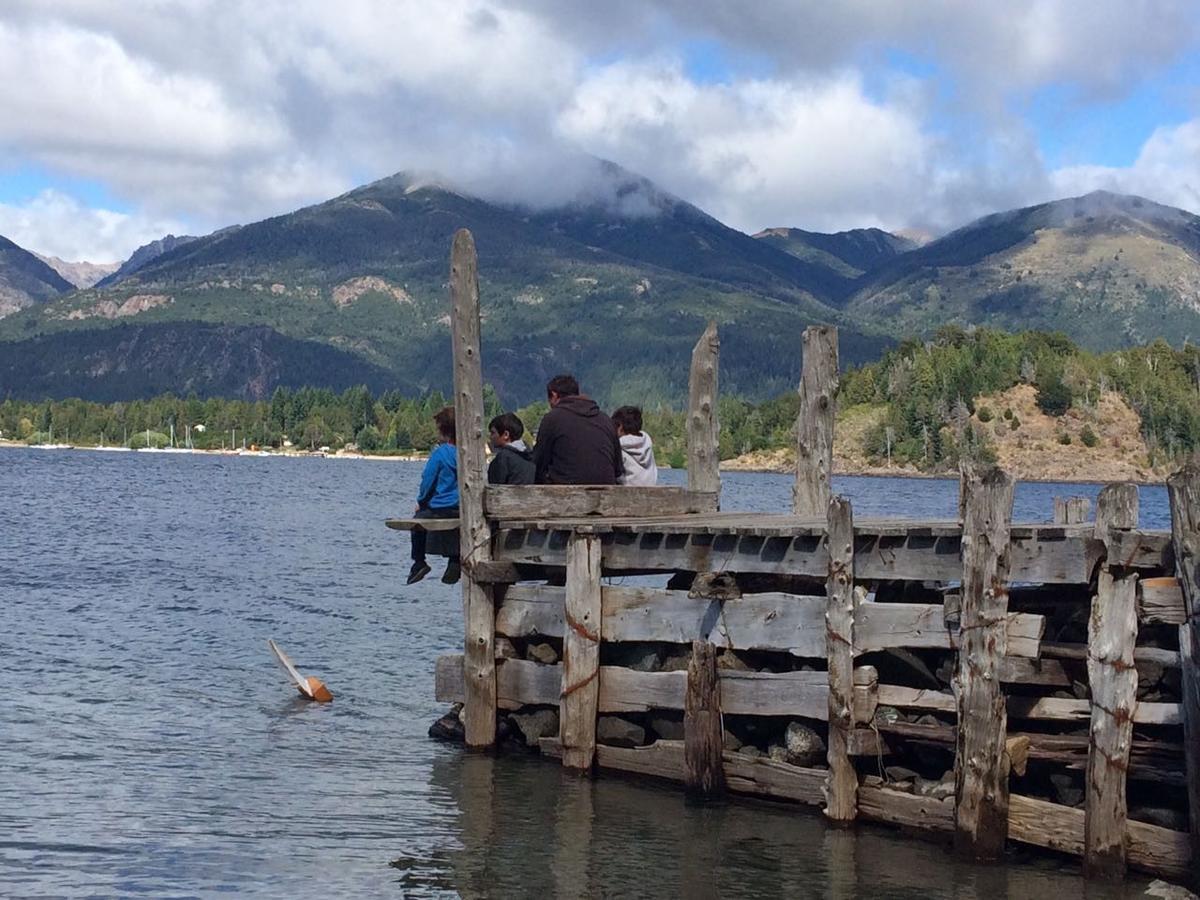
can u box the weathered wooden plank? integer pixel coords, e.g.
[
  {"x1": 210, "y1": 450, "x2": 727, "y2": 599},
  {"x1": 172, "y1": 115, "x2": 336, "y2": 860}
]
[
  {"x1": 856, "y1": 602, "x2": 1044, "y2": 658},
  {"x1": 1138, "y1": 576, "x2": 1186, "y2": 624},
  {"x1": 794, "y1": 325, "x2": 838, "y2": 517},
  {"x1": 687, "y1": 322, "x2": 721, "y2": 499},
  {"x1": 450, "y1": 228, "x2": 497, "y2": 750},
  {"x1": 997, "y1": 656, "x2": 1071, "y2": 687},
  {"x1": 437, "y1": 655, "x2": 561, "y2": 708},
  {"x1": 1166, "y1": 466, "x2": 1200, "y2": 879},
  {"x1": 485, "y1": 485, "x2": 719, "y2": 520},
  {"x1": 857, "y1": 785, "x2": 955, "y2": 833},
  {"x1": 1009, "y1": 794, "x2": 1191, "y2": 881},
  {"x1": 825, "y1": 495, "x2": 857, "y2": 824},
  {"x1": 954, "y1": 465, "x2": 1015, "y2": 861},
  {"x1": 684, "y1": 640, "x2": 724, "y2": 796},
  {"x1": 561, "y1": 535, "x2": 602, "y2": 771},
  {"x1": 877, "y1": 682, "x2": 1179, "y2": 725},
  {"x1": 1041, "y1": 640, "x2": 1180, "y2": 668},
  {"x1": 385, "y1": 516, "x2": 461, "y2": 531},
  {"x1": 1094, "y1": 483, "x2": 1139, "y2": 539},
  {"x1": 1053, "y1": 496, "x2": 1091, "y2": 525},
  {"x1": 1084, "y1": 566, "x2": 1139, "y2": 879}
]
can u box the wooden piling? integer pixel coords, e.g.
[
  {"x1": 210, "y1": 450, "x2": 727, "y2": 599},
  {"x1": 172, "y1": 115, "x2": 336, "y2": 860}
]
[
  {"x1": 684, "y1": 640, "x2": 725, "y2": 796},
  {"x1": 794, "y1": 326, "x2": 838, "y2": 517},
  {"x1": 1054, "y1": 496, "x2": 1091, "y2": 525},
  {"x1": 450, "y1": 228, "x2": 496, "y2": 750},
  {"x1": 687, "y1": 321, "x2": 721, "y2": 500},
  {"x1": 954, "y1": 466, "x2": 1015, "y2": 861},
  {"x1": 561, "y1": 534, "x2": 602, "y2": 771},
  {"x1": 1084, "y1": 568, "x2": 1138, "y2": 879},
  {"x1": 825, "y1": 495, "x2": 858, "y2": 823},
  {"x1": 1166, "y1": 467, "x2": 1200, "y2": 881}
]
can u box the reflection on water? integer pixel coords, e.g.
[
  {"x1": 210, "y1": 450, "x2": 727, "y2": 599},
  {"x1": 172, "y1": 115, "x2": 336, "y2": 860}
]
[{"x1": 0, "y1": 450, "x2": 1164, "y2": 896}]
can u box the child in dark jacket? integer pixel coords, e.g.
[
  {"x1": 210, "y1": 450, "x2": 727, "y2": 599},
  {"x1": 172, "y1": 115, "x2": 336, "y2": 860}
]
[
  {"x1": 487, "y1": 413, "x2": 536, "y2": 485},
  {"x1": 408, "y1": 406, "x2": 460, "y2": 585}
]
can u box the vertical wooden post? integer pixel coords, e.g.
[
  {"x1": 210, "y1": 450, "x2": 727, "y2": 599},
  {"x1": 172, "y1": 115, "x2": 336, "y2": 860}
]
[
  {"x1": 794, "y1": 325, "x2": 838, "y2": 517},
  {"x1": 954, "y1": 466, "x2": 1015, "y2": 860},
  {"x1": 825, "y1": 494, "x2": 857, "y2": 823},
  {"x1": 1084, "y1": 567, "x2": 1138, "y2": 879},
  {"x1": 687, "y1": 321, "x2": 721, "y2": 501},
  {"x1": 1166, "y1": 467, "x2": 1200, "y2": 882},
  {"x1": 1053, "y1": 496, "x2": 1091, "y2": 524},
  {"x1": 450, "y1": 228, "x2": 496, "y2": 750},
  {"x1": 684, "y1": 639, "x2": 725, "y2": 796},
  {"x1": 561, "y1": 534, "x2": 602, "y2": 772}
]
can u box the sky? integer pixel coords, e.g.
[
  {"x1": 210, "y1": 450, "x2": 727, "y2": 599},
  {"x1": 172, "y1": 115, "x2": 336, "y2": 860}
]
[{"x1": 0, "y1": 1, "x2": 1198, "y2": 262}]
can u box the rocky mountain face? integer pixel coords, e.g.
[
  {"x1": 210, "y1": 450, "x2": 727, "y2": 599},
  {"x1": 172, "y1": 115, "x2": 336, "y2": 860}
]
[
  {"x1": 845, "y1": 191, "x2": 1200, "y2": 347},
  {"x1": 754, "y1": 226, "x2": 917, "y2": 287},
  {"x1": 33, "y1": 253, "x2": 119, "y2": 289},
  {"x1": 97, "y1": 233, "x2": 200, "y2": 288},
  {"x1": 0, "y1": 235, "x2": 75, "y2": 318}
]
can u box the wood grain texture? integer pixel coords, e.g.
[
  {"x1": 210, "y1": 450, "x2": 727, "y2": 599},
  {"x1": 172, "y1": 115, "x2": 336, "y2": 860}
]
[
  {"x1": 560, "y1": 534, "x2": 602, "y2": 771},
  {"x1": 450, "y1": 228, "x2": 496, "y2": 750},
  {"x1": 484, "y1": 485, "x2": 718, "y2": 519},
  {"x1": 825, "y1": 495, "x2": 858, "y2": 823},
  {"x1": 1084, "y1": 567, "x2": 1138, "y2": 879},
  {"x1": 687, "y1": 322, "x2": 721, "y2": 498},
  {"x1": 684, "y1": 640, "x2": 725, "y2": 796},
  {"x1": 954, "y1": 466, "x2": 1015, "y2": 861},
  {"x1": 794, "y1": 325, "x2": 838, "y2": 517}
]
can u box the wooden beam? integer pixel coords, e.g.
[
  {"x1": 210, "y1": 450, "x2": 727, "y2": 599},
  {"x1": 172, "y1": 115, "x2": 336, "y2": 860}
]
[
  {"x1": 825, "y1": 495, "x2": 858, "y2": 824},
  {"x1": 497, "y1": 585, "x2": 1044, "y2": 658},
  {"x1": 1166, "y1": 466, "x2": 1200, "y2": 881},
  {"x1": 684, "y1": 640, "x2": 724, "y2": 796},
  {"x1": 876, "y1": 683, "x2": 1178, "y2": 724},
  {"x1": 954, "y1": 466, "x2": 1015, "y2": 861},
  {"x1": 794, "y1": 325, "x2": 838, "y2": 517},
  {"x1": 560, "y1": 534, "x2": 602, "y2": 771},
  {"x1": 1053, "y1": 496, "x2": 1091, "y2": 525},
  {"x1": 485, "y1": 485, "x2": 718, "y2": 519},
  {"x1": 450, "y1": 228, "x2": 496, "y2": 751},
  {"x1": 1094, "y1": 482, "x2": 1139, "y2": 539},
  {"x1": 1084, "y1": 566, "x2": 1139, "y2": 879},
  {"x1": 1138, "y1": 576, "x2": 1186, "y2": 624},
  {"x1": 385, "y1": 516, "x2": 461, "y2": 531},
  {"x1": 687, "y1": 322, "x2": 721, "y2": 500}
]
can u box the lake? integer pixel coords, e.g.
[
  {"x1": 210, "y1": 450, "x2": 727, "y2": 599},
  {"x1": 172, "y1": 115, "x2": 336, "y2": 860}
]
[{"x1": 0, "y1": 449, "x2": 1168, "y2": 897}]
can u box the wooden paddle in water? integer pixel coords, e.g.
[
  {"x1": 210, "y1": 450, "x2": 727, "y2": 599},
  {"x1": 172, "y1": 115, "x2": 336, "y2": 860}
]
[{"x1": 268, "y1": 639, "x2": 333, "y2": 702}]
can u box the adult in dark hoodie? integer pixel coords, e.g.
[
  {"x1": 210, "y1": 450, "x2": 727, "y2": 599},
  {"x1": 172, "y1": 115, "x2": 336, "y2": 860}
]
[
  {"x1": 533, "y1": 375, "x2": 623, "y2": 485},
  {"x1": 487, "y1": 413, "x2": 536, "y2": 485}
]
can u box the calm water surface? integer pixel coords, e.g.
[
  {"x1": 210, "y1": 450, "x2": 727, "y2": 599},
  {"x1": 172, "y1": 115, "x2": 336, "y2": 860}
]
[{"x1": 0, "y1": 449, "x2": 1169, "y2": 897}]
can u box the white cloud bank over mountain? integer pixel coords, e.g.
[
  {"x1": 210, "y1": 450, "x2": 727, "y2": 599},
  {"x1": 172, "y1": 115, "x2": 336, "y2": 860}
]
[{"x1": 0, "y1": 1, "x2": 1196, "y2": 260}]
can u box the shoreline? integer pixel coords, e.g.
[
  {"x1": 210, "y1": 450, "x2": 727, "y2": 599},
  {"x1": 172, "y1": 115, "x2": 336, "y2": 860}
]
[{"x1": 0, "y1": 439, "x2": 1167, "y2": 484}]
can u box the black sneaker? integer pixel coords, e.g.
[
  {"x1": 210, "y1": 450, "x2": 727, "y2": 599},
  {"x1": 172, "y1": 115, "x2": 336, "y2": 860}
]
[
  {"x1": 441, "y1": 558, "x2": 461, "y2": 584},
  {"x1": 407, "y1": 561, "x2": 432, "y2": 585}
]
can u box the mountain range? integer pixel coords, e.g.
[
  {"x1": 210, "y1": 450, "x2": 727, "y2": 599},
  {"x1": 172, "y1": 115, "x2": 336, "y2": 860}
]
[{"x1": 2, "y1": 160, "x2": 1199, "y2": 404}]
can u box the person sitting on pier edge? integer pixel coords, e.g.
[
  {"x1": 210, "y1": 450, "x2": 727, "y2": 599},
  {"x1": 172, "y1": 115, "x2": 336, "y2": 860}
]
[
  {"x1": 533, "y1": 374, "x2": 622, "y2": 485},
  {"x1": 487, "y1": 412, "x2": 535, "y2": 485},
  {"x1": 407, "y1": 406, "x2": 461, "y2": 585},
  {"x1": 611, "y1": 405, "x2": 658, "y2": 486}
]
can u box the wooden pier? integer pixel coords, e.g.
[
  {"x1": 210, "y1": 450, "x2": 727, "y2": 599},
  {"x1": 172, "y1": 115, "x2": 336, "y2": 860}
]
[{"x1": 393, "y1": 229, "x2": 1198, "y2": 886}]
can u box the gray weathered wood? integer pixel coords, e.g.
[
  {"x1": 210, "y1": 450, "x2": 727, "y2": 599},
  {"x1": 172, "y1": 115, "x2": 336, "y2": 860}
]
[
  {"x1": 876, "y1": 683, "x2": 1177, "y2": 724},
  {"x1": 684, "y1": 640, "x2": 724, "y2": 796},
  {"x1": 1094, "y1": 483, "x2": 1139, "y2": 539},
  {"x1": 687, "y1": 322, "x2": 721, "y2": 499},
  {"x1": 561, "y1": 534, "x2": 602, "y2": 771},
  {"x1": 385, "y1": 516, "x2": 461, "y2": 531},
  {"x1": 497, "y1": 585, "x2": 1045, "y2": 658},
  {"x1": 1166, "y1": 466, "x2": 1200, "y2": 877},
  {"x1": 954, "y1": 466, "x2": 1015, "y2": 860},
  {"x1": 485, "y1": 485, "x2": 718, "y2": 519},
  {"x1": 1053, "y1": 496, "x2": 1091, "y2": 525},
  {"x1": 1084, "y1": 566, "x2": 1139, "y2": 879},
  {"x1": 825, "y1": 495, "x2": 858, "y2": 823},
  {"x1": 450, "y1": 228, "x2": 496, "y2": 750},
  {"x1": 794, "y1": 325, "x2": 838, "y2": 517},
  {"x1": 1137, "y1": 576, "x2": 1186, "y2": 624}
]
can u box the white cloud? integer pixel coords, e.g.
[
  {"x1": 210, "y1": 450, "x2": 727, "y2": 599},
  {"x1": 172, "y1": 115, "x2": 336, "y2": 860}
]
[
  {"x1": 1051, "y1": 119, "x2": 1200, "y2": 214},
  {"x1": 0, "y1": 190, "x2": 184, "y2": 262},
  {"x1": 0, "y1": 0, "x2": 1196, "y2": 259}
]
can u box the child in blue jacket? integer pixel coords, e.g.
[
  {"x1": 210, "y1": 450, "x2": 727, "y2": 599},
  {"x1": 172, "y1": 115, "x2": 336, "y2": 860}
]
[{"x1": 408, "y1": 406, "x2": 460, "y2": 584}]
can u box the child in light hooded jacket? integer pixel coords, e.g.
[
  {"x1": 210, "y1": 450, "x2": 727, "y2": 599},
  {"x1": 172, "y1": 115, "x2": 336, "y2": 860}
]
[{"x1": 611, "y1": 406, "x2": 658, "y2": 486}]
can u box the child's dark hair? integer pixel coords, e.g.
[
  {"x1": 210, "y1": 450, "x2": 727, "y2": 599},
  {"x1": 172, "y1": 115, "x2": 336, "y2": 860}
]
[
  {"x1": 611, "y1": 405, "x2": 643, "y2": 435},
  {"x1": 434, "y1": 406, "x2": 456, "y2": 442},
  {"x1": 488, "y1": 412, "x2": 524, "y2": 441}
]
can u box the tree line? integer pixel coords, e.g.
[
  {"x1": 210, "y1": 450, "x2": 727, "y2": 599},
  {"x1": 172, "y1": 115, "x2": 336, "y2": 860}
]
[{"x1": 5, "y1": 327, "x2": 1200, "y2": 469}]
